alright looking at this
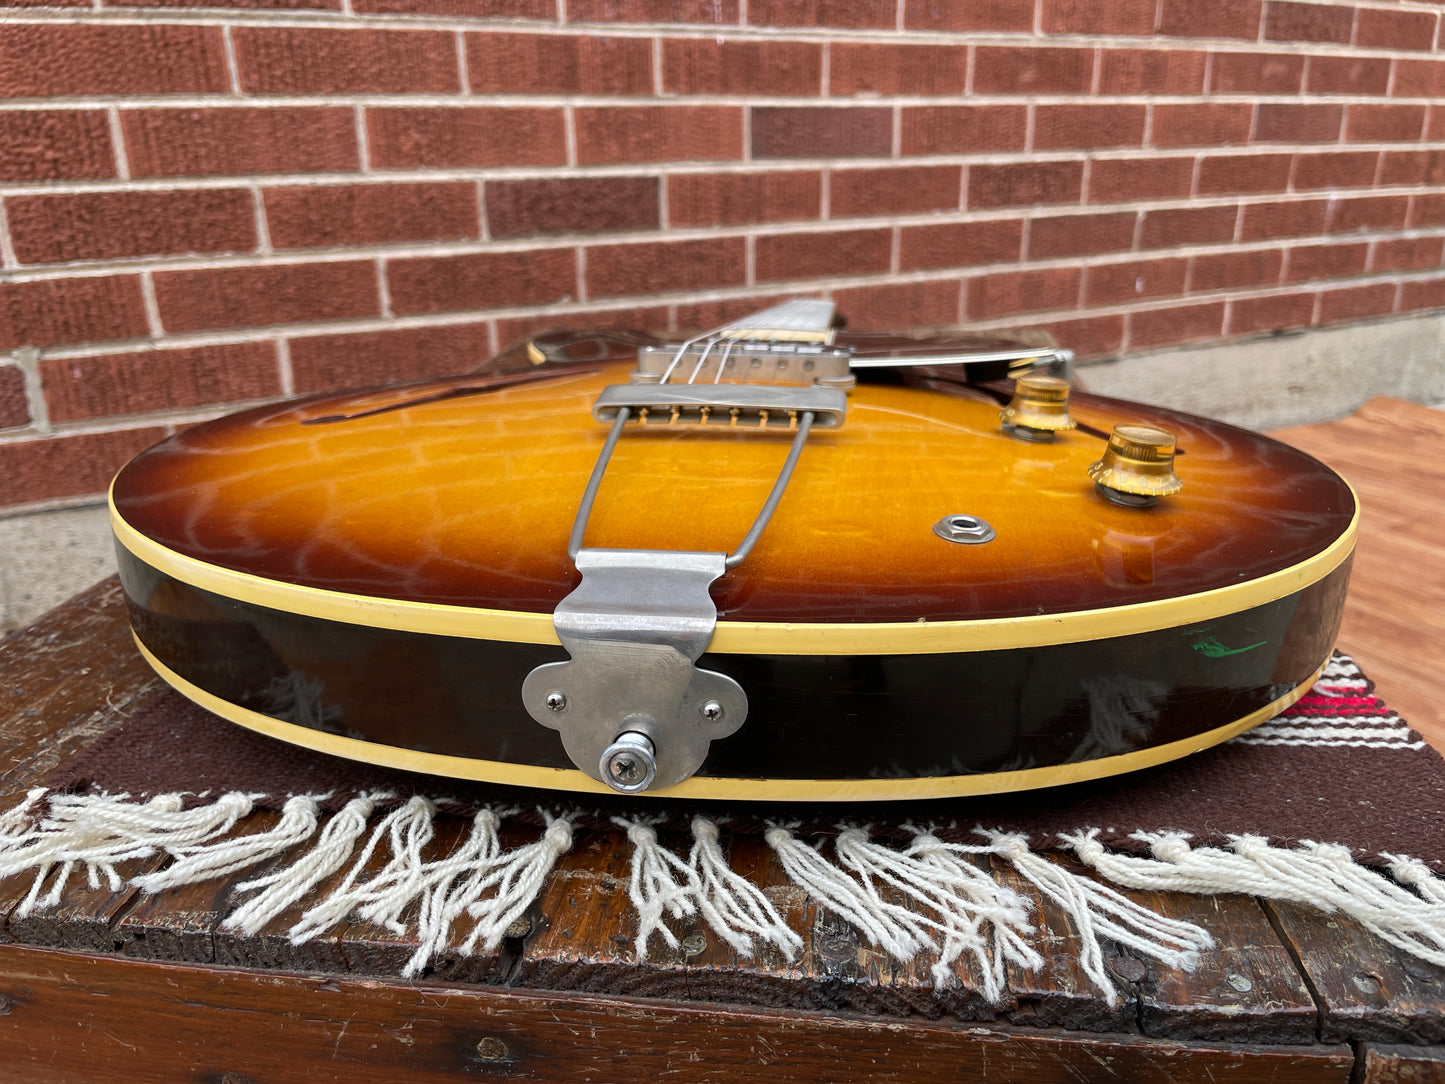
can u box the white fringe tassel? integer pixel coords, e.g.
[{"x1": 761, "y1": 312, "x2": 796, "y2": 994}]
[
  {"x1": 0, "y1": 790, "x2": 260, "y2": 919},
  {"x1": 983, "y1": 830, "x2": 1214, "y2": 1005},
  {"x1": 690, "y1": 817, "x2": 802, "y2": 960},
  {"x1": 1065, "y1": 829, "x2": 1445, "y2": 968},
  {"x1": 5, "y1": 786, "x2": 1445, "y2": 1005},
  {"x1": 222, "y1": 793, "x2": 383, "y2": 936}
]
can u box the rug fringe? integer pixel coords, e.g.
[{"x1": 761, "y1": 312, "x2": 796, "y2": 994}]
[
  {"x1": 3, "y1": 787, "x2": 1445, "y2": 1004},
  {"x1": 1064, "y1": 829, "x2": 1445, "y2": 969}
]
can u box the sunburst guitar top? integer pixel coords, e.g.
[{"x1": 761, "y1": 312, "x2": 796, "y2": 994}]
[{"x1": 110, "y1": 302, "x2": 1356, "y2": 801}]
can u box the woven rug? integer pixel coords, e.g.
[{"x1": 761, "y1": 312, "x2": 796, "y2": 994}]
[{"x1": 4, "y1": 652, "x2": 1444, "y2": 1004}]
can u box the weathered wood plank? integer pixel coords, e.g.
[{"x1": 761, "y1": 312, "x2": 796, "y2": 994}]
[
  {"x1": 995, "y1": 853, "x2": 1139, "y2": 1033},
  {"x1": 1359, "y1": 1043, "x2": 1445, "y2": 1083},
  {"x1": 1129, "y1": 890, "x2": 1320, "y2": 1043},
  {"x1": 0, "y1": 578, "x2": 159, "y2": 802},
  {"x1": 0, "y1": 943, "x2": 1358, "y2": 1084},
  {"x1": 1267, "y1": 899, "x2": 1445, "y2": 1044}
]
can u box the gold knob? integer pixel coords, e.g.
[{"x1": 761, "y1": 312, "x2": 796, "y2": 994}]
[
  {"x1": 1000, "y1": 374, "x2": 1076, "y2": 440},
  {"x1": 1088, "y1": 424, "x2": 1182, "y2": 507}
]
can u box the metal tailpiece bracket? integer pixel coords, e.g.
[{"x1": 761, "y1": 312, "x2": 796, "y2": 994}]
[
  {"x1": 521, "y1": 549, "x2": 746, "y2": 792},
  {"x1": 522, "y1": 401, "x2": 817, "y2": 792}
]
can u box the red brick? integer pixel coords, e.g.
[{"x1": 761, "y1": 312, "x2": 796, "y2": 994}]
[
  {"x1": 1033, "y1": 105, "x2": 1146, "y2": 151},
  {"x1": 1208, "y1": 52, "x2": 1303, "y2": 94},
  {"x1": 830, "y1": 280, "x2": 963, "y2": 330},
  {"x1": 1158, "y1": 0, "x2": 1261, "y2": 39},
  {"x1": 124, "y1": 108, "x2": 358, "y2": 178},
  {"x1": 579, "y1": 106, "x2": 744, "y2": 164},
  {"x1": 1317, "y1": 283, "x2": 1396, "y2": 325},
  {"x1": 1196, "y1": 153, "x2": 1293, "y2": 195},
  {"x1": 267, "y1": 182, "x2": 479, "y2": 249},
  {"x1": 1152, "y1": 103, "x2": 1253, "y2": 148},
  {"x1": 496, "y1": 305, "x2": 671, "y2": 352},
  {"x1": 566, "y1": 0, "x2": 740, "y2": 20},
  {"x1": 389, "y1": 249, "x2": 576, "y2": 315},
  {"x1": 289, "y1": 323, "x2": 494, "y2": 395},
  {"x1": 1041, "y1": 0, "x2": 1155, "y2": 34},
  {"x1": 41, "y1": 342, "x2": 280, "y2": 423},
  {"x1": 665, "y1": 38, "x2": 820, "y2": 96},
  {"x1": 967, "y1": 267, "x2": 1080, "y2": 319},
  {"x1": 1088, "y1": 157, "x2": 1195, "y2": 203},
  {"x1": 1028, "y1": 212, "x2": 1136, "y2": 260},
  {"x1": 1411, "y1": 194, "x2": 1445, "y2": 228},
  {"x1": 1283, "y1": 242, "x2": 1368, "y2": 283},
  {"x1": 368, "y1": 108, "x2": 567, "y2": 169},
  {"x1": 1399, "y1": 276, "x2": 1445, "y2": 313},
  {"x1": 109, "y1": 0, "x2": 337, "y2": 8},
  {"x1": 1264, "y1": 1, "x2": 1351, "y2": 43},
  {"x1": 900, "y1": 106, "x2": 1028, "y2": 156},
  {"x1": 0, "y1": 428, "x2": 166, "y2": 508},
  {"x1": 1140, "y1": 205, "x2": 1239, "y2": 248},
  {"x1": 755, "y1": 228, "x2": 891, "y2": 282},
  {"x1": 1190, "y1": 248, "x2": 1284, "y2": 292},
  {"x1": 1098, "y1": 49, "x2": 1207, "y2": 94},
  {"x1": 975, "y1": 47, "x2": 1093, "y2": 94},
  {"x1": 969, "y1": 161, "x2": 1083, "y2": 209},
  {"x1": 0, "y1": 25, "x2": 228, "y2": 97},
  {"x1": 750, "y1": 0, "x2": 896, "y2": 28},
  {"x1": 1032, "y1": 314, "x2": 1124, "y2": 359},
  {"x1": 354, "y1": 0, "x2": 550, "y2": 14},
  {"x1": 153, "y1": 262, "x2": 379, "y2": 332},
  {"x1": 1254, "y1": 104, "x2": 1342, "y2": 143},
  {"x1": 830, "y1": 166, "x2": 961, "y2": 218},
  {"x1": 1127, "y1": 302, "x2": 1225, "y2": 349},
  {"x1": 1307, "y1": 56, "x2": 1390, "y2": 96},
  {"x1": 1345, "y1": 105, "x2": 1425, "y2": 143},
  {"x1": 751, "y1": 107, "x2": 890, "y2": 160},
  {"x1": 0, "y1": 365, "x2": 28, "y2": 429},
  {"x1": 0, "y1": 277, "x2": 147, "y2": 352},
  {"x1": 904, "y1": 0, "x2": 1035, "y2": 31},
  {"x1": 1380, "y1": 150, "x2": 1445, "y2": 187},
  {"x1": 1240, "y1": 199, "x2": 1328, "y2": 241},
  {"x1": 667, "y1": 171, "x2": 821, "y2": 227},
  {"x1": 6, "y1": 190, "x2": 255, "y2": 265},
  {"x1": 486, "y1": 177, "x2": 657, "y2": 239},
  {"x1": 1394, "y1": 59, "x2": 1445, "y2": 99},
  {"x1": 1431, "y1": 107, "x2": 1445, "y2": 143},
  {"x1": 1085, "y1": 257, "x2": 1188, "y2": 305},
  {"x1": 1292, "y1": 152, "x2": 1379, "y2": 191},
  {"x1": 1355, "y1": 7, "x2": 1436, "y2": 51},
  {"x1": 1325, "y1": 196, "x2": 1409, "y2": 235},
  {"x1": 233, "y1": 28, "x2": 458, "y2": 94},
  {"x1": 1229, "y1": 293, "x2": 1314, "y2": 335},
  {"x1": 899, "y1": 219, "x2": 1024, "y2": 271},
  {"x1": 830, "y1": 43, "x2": 965, "y2": 97},
  {"x1": 1371, "y1": 237, "x2": 1444, "y2": 273},
  {"x1": 586, "y1": 238, "x2": 747, "y2": 298},
  {"x1": 0, "y1": 111, "x2": 113, "y2": 182},
  {"x1": 469, "y1": 33, "x2": 653, "y2": 96}
]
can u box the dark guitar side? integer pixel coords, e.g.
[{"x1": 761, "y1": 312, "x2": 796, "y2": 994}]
[{"x1": 109, "y1": 356, "x2": 1357, "y2": 800}]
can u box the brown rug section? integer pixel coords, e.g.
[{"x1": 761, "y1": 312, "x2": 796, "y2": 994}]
[{"x1": 45, "y1": 654, "x2": 1445, "y2": 870}]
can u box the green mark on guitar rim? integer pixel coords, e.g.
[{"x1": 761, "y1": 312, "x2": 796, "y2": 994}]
[{"x1": 1191, "y1": 636, "x2": 1267, "y2": 658}]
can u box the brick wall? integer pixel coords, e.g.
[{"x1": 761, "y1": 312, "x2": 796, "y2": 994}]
[{"x1": 3, "y1": 0, "x2": 1444, "y2": 510}]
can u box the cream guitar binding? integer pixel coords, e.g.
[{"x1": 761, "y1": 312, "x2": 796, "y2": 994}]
[{"x1": 110, "y1": 301, "x2": 1356, "y2": 800}]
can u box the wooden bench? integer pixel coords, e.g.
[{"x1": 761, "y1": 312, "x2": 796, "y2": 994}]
[{"x1": 2, "y1": 579, "x2": 1444, "y2": 1082}]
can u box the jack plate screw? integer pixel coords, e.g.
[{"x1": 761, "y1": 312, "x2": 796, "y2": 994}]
[{"x1": 545, "y1": 691, "x2": 567, "y2": 712}]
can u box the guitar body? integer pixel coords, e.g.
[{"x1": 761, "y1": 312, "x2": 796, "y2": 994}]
[{"x1": 110, "y1": 327, "x2": 1356, "y2": 801}]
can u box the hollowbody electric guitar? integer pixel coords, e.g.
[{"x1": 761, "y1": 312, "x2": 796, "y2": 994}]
[{"x1": 110, "y1": 301, "x2": 1356, "y2": 801}]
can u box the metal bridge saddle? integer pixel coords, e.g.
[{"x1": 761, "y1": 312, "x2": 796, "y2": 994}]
[{"x1": 522, "y1": 300, "x2": 842, "y2": 793}]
